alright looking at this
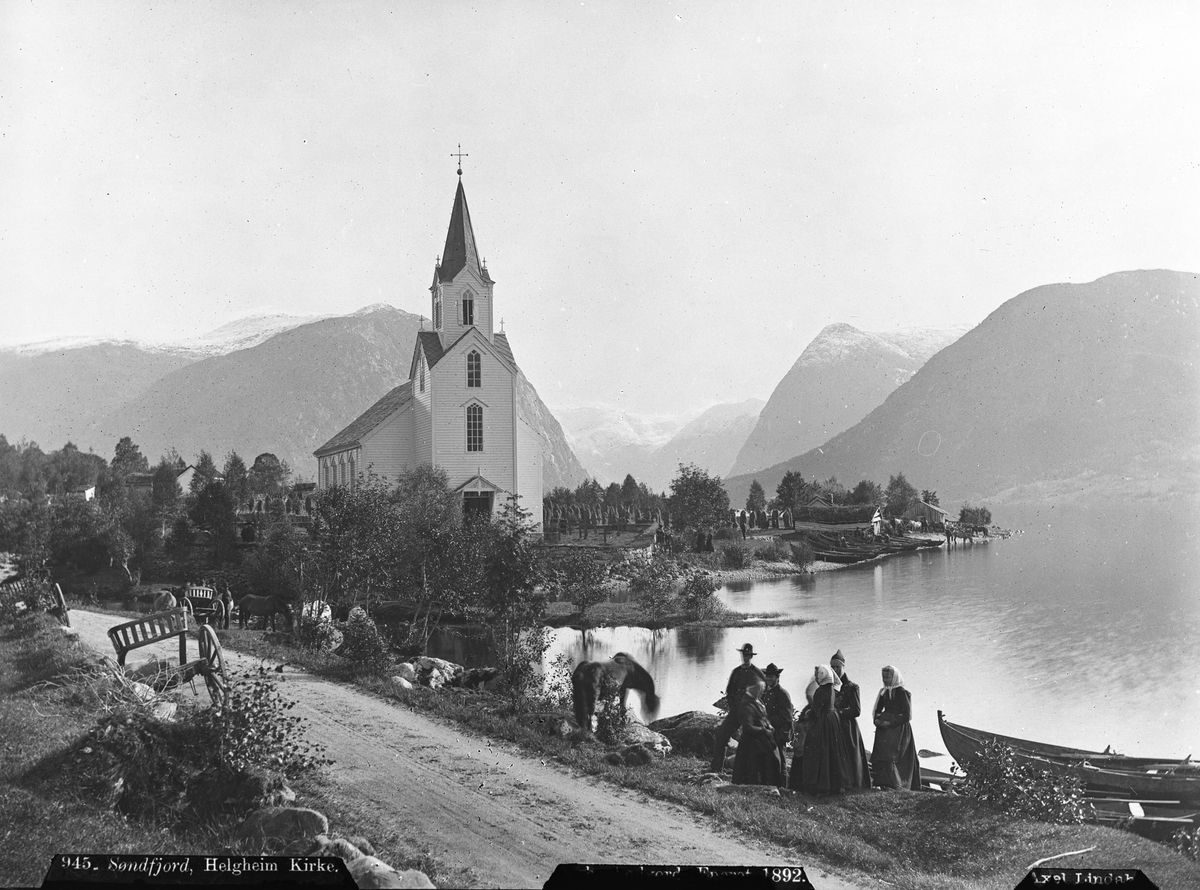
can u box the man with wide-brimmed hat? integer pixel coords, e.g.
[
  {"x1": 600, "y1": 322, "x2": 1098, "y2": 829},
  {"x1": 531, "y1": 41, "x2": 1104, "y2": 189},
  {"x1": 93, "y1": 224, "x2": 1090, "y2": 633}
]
[
  {"x1": 708, "y1": 643, "x2": 766, "y2": 773},
  {"x1": 830, "y1": 648, "x2": 871, "y2": 787},
  {"x1": 760, "y1": 662, "x2": 794, "y2": 784}
]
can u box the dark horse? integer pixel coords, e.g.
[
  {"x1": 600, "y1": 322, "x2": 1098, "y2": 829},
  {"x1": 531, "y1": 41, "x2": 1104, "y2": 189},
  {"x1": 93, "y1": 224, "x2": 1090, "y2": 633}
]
[
  {"x1": 236, "y1": 594, "x2": 294, "y2": 632},
  {"x1": 571, "y1": 652, "x2": 660, "y2": 734}
]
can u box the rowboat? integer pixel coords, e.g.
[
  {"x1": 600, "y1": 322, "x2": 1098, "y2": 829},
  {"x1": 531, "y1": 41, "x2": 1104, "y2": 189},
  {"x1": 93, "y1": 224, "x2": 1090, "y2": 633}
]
[{"x1": 937, "y1": 711, "x2": 1200, "y2": 803}]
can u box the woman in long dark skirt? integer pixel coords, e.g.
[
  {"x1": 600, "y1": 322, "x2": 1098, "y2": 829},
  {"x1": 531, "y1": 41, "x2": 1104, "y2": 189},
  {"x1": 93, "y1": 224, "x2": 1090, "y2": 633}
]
[
  {"x1": 799, "y1": 665, "x2": 853, "y2": 794},
  {"x1": 830, "y1": 649, "x2": 872, "y2": 788},
  {"x1": 786, "y1": 672, "x2": 818, "y2": 791},
  {"x1": 732, "y1": 680, "x2": 784, "y2": 786},
  {"x1": 870, "y1": 665, "x2": 921, "y2": 790}
]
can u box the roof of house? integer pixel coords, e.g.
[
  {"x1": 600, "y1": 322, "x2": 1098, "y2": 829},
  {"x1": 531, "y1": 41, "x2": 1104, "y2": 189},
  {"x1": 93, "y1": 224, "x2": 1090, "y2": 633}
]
[
  {"x1": 437, "y1": 179, "x2": 492, "y2": 285},
  {"x1": 792, "y1": 505, "x2": 881, "y2": 524},
  {"x1": 314, "y1": 381, "x2": 414, "y2": 457}
]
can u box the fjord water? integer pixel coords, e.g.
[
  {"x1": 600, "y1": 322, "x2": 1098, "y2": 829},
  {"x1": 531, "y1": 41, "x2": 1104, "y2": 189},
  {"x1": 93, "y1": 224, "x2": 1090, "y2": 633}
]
[{"x1": 546, "y1": 503, "x2": 1200, "y2": 764}]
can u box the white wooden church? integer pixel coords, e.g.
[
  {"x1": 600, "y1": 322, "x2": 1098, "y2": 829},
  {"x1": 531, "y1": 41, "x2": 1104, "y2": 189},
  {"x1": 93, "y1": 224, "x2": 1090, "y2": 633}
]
[{"x1": 313, "y1": 174, "x2": 544, "y2": 528}]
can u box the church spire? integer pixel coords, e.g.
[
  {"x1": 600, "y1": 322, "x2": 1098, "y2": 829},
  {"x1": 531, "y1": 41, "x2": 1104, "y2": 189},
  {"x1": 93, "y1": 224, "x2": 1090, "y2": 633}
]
[{"x1": 438, "y1": 179, "x2": 489, "y2": 284}]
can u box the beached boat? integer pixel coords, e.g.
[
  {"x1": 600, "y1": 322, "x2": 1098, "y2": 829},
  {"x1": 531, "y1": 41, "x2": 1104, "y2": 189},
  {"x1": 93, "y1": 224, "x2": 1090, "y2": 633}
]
[{"x1": 937, "y1": 711, "x2": 1200, "y2": 803}]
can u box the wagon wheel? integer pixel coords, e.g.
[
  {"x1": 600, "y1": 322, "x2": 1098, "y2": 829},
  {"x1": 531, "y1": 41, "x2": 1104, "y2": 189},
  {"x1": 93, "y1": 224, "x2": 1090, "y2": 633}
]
[
  {"x1": 210, "y1": 600, "x2": 225, "y2": 628},
  {"x1": 180, "y1": 596, "x2": 195, "y2": 618},
  {"x1": 53, "y1": 583, "x2": 70, "y2": 627},
  {"x1": 198, "y1": 624, "x2": 230, "y2": 709}
]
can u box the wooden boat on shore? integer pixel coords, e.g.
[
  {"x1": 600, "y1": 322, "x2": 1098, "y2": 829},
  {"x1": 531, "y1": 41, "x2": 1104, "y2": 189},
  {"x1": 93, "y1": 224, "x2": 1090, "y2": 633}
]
[{"x1": 937, "y1": 711, "x2": 1200, "y2": 803}]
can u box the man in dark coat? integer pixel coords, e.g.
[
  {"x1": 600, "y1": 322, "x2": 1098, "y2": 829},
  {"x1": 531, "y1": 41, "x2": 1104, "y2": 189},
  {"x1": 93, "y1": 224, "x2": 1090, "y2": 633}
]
[
  {"x1": 760, "y1": 663, "x2": 794, "y2": 784},
  {"x1": 830, "y1": 648, "x2": 871, "y2": 788},
  {"x1": 709, "y1": 643, "x2": 766, "y2": 773}
]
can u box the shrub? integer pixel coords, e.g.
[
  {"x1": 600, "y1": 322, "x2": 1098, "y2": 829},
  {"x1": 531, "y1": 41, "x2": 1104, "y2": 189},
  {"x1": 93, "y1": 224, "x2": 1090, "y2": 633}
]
[
  {"x1": 789, "y1": 538, "x2": 815, "y2": 568},
  {"x1": 1172, "y1": 826, "x2": 1200, "y2": 861},
  {"x1": 679, "y1": 570, "x2": 727, "y2": 622},
  {"x1": 719, "y1": 541, "x2": 751, "y2": 569},
  {"x1": 296, "y1": 613, "x2": 339, "y2": 652},
  {"x1": 628, "y1": 554, "x2": 680, "y2": 626},
  {"x1": 497, "y1": 626, "x2": 554, "y2": 706},
  {"x1": 338, "y1": 607, "x2": 393, "y2": 676},
  {"x1": 756, "y1": 537, "x2": 791, "y2": 562},
  {"x1": 540, "y1": 651, "x2": 575, "y2": 711},
  {"x1": 202, "y1": 667, "x2": 330, "y2": 778},
  {"x1": 959, "y1": 739, "x2": 1091, "y2": 824},
  {"x1": 594, "y1": 685, "x2": 630, "y2": 745}
]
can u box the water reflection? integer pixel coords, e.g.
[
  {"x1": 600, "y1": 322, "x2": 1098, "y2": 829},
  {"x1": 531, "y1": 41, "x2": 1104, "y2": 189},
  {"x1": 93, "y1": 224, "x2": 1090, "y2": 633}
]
[{"x1": 426, "y1": 505, "x2": 1200, "y2": 760}]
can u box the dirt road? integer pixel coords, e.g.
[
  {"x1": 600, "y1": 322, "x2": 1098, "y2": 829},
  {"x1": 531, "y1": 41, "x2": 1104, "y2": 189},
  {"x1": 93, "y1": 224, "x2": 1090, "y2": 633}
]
[{"x1": 71, "y1": 609, "x2": 872, "y2": 889}]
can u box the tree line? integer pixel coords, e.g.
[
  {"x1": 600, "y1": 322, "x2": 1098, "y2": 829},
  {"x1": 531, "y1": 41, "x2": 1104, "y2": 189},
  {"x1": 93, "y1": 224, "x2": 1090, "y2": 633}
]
[{"x1": 0, "y1": 434, "x2": 301, "y2": 584}]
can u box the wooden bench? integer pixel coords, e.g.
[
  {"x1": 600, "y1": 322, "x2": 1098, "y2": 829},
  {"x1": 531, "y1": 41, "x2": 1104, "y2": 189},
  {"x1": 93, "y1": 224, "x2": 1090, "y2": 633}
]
[{"x1": 107, "y1": 608, "x2": 229, "y2": 708}]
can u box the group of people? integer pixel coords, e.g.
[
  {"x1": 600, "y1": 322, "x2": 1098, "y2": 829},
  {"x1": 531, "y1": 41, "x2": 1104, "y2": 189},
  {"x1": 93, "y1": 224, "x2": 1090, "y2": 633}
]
[{"x1": 709, "y1": 643, "x2": 921, "y2": 794}]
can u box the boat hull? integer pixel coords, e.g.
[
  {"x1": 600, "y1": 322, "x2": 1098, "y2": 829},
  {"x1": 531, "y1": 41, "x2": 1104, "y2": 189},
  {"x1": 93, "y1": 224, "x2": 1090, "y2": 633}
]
[{"x1": 937, "y1": 711, "x2": 1200, "y2": 803}]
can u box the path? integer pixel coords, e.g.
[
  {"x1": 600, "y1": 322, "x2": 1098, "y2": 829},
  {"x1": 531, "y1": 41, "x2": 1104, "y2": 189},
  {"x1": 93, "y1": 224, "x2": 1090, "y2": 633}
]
[{"x1": 70, "y1": 609, "x2": 872, "y2": 889}]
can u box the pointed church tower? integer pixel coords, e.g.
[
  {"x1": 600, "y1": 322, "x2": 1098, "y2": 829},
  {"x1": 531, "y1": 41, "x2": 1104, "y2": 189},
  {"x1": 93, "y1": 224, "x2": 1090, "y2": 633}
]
[{"x1": 430, "y1": 177, "x2": 495, "y2": 347}]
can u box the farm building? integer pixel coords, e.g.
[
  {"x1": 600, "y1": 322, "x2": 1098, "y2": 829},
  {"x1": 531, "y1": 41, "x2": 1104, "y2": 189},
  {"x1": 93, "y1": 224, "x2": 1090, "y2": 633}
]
[{"x1": 902, "y1": 500, "x2": 950, "y2": 527}]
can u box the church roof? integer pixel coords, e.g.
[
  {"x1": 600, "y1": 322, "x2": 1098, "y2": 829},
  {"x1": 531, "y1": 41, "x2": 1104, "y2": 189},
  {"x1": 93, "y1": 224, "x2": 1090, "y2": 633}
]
[
  {"x1": 416, "y1": 331, "x2": 446, "y2": 368},
  {"x1": 493, "y1": 331, "x2": 515, "y2": 366},
  {"x1": 438, "y1": 179, "x2": 493, "y2": 284},
  {"x1": 313, "y1": 381, "x2": 413, "y2": 457}
]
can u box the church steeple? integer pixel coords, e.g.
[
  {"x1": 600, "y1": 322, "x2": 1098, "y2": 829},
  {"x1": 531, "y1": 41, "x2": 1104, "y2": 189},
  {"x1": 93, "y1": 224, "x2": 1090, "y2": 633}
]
[
  {"x1": 430, "y1": 173, "x2": 495, "y2": 345},
  {"x1": 438, "y1": 179, "x2": 488, "y2": 285}
]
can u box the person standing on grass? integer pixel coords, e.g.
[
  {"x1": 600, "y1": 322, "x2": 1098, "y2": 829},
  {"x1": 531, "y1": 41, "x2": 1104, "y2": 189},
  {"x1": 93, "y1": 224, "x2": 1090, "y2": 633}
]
[
  {"x1": 830, "y1": 649, "x2": 872, "y2": 788},
  {"x1": 760, "y1": 663, "x2": 794, "y2": 784},
  {"x1": 799, "y1": 664, "x2": 854, "y2": 795},
  {"x1": 709, "y1": 643, "x2": 765, "y2": 773},
  {"x1": 731, "y1": 679, "x2": 784, "y2": 786},
  {"x1": 870, "y1": 664, "x2": 921, "y2": 790}
]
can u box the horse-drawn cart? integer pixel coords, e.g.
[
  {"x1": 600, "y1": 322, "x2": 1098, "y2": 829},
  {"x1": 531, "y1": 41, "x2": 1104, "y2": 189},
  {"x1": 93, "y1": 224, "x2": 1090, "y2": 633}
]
[
  {"x1": 0, "y1": 577, "x2": 70, "y2": 627},
  {"x1": 179, "y1": 585, "x2": 229, "y2": 627},
  {"x1": 107, "y1": 608, "x2": 230, "y2": 709}
]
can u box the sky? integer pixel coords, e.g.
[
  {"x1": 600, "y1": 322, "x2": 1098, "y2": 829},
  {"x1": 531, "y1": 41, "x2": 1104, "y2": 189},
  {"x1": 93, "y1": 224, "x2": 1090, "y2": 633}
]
[{"x1": 3, "y1": 1, "x2": 1199, "y2": 417}]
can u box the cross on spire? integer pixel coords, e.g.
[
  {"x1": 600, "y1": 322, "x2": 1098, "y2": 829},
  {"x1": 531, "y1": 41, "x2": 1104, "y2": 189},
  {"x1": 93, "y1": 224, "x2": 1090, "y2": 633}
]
[{"x1": 451, "y1": 143, "x2": 468, "y2": 177}]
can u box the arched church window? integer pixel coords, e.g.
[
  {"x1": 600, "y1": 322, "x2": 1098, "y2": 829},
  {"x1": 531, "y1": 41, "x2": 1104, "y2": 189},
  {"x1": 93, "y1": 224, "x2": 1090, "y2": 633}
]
[
  {"x1": 434, "y1": 297, "x2": 442, "y2": 329},
  {"x1": 462, "y1": 291, "x2": 475, "y2": 327},
  {"x1": 419, "y1": 362, "x2": 425, "y2": 392},
  {"x1": 466, "y1": 403, "x2": 483, "y2": 452},
  {"x1": 467, "y1": 351, "x2": 481, "y2": 388}
]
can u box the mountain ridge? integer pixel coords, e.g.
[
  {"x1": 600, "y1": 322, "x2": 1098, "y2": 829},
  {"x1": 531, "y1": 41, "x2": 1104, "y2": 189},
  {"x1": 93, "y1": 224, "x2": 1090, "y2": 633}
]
[{"x1": 725, "y1": 270, "x2": 1200, "y2": 509}]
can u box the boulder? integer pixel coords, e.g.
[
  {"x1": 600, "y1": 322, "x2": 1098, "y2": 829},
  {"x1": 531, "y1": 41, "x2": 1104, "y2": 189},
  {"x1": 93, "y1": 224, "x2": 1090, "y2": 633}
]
[
  {"x1": 455, "y1": 667, "x2": 500, "y2": 689},
  {"x1": 649, "y1": 711, "x2": 720, "y2": 759},
  {"x1": 392, "y1": 662, "x2": 417, "y2": 683},
  {"x1": 391, "y1": 676, "x2": 414, "y2": 690},
  {"x1": 620, "y1": 722, "x2": 672, "y2": 755},
  {"x1": 415, "y1": 656, "x2": 462, "y2": 677},
  {"x1": 234, "y1": 806, "x2": 328, "y2": 852}
]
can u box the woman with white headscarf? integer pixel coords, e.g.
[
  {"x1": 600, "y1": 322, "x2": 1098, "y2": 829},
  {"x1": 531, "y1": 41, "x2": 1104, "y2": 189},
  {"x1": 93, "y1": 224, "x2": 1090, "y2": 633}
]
[
  {"x1": 792, "y1": 664, "x2": 852, "y2": 794},
  {"x1": 870, "y1": 665, "x2": 920, "y2": 790}
]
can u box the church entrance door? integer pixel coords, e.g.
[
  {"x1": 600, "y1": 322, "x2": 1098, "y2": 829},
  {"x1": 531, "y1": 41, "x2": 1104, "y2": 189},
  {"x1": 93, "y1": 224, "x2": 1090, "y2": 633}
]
[{"x1": 462, "y1": 491, "x2": 493, "y2": 522}]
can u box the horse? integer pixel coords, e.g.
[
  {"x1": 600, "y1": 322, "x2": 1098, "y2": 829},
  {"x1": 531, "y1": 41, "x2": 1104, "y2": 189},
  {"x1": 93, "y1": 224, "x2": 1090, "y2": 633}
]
[
  {"x1": 236, "y1": 594, "x2": 294, "y2": 632},
  {"x1": 153, "y1": 589, "x2": 191, "y2": 613},
  {"x1": 571, "y1": 652, "x2": 660, "y2": 734}
]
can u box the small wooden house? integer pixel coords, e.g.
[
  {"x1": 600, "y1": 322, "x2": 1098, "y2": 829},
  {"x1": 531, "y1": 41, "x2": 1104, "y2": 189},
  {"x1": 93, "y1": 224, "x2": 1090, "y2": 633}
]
[{"x1": 902, "y1": 500, "x2": 949, "y2": 527}]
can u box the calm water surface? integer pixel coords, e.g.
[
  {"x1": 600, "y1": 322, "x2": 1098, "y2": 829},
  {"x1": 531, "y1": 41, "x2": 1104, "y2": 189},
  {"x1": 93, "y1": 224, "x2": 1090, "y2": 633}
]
[{"x1": 535, "y1": 503, "x2": 1200, "y2": 764}]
